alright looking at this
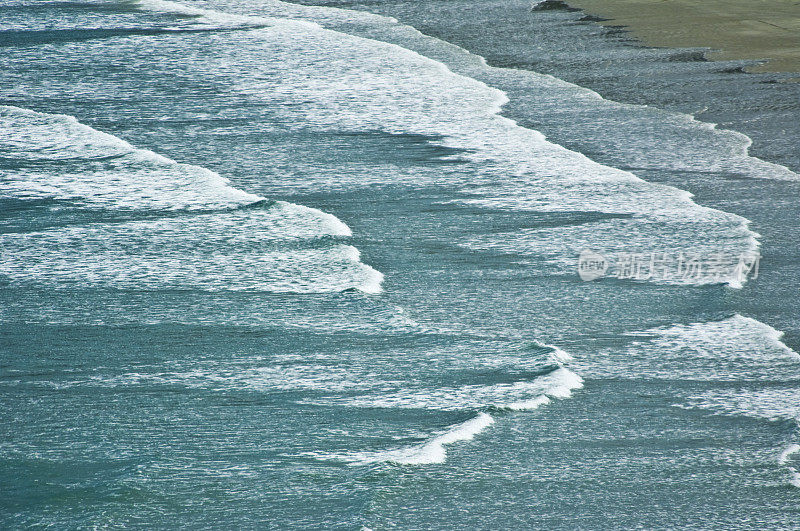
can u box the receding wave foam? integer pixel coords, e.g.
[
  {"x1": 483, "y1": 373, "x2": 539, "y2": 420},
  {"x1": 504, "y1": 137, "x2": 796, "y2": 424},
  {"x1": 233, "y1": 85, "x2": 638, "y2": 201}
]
[{"x1": 261, "y1": 0, "x2": 799, "y2": 182}]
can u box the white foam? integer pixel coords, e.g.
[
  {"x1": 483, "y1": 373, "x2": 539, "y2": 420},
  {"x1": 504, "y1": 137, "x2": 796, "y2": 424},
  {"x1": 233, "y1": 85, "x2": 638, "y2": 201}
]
[
  {"x1": 681, "y1": 387, "x2": 800, "y2": 422},
  {"x1": 551, "y1": 347, "x2": 573, "y2": 363},
  {"x1": 0, "y1": 106, "x2": 383, "y2": 294},
  {"x1": 311, "y1": 367, "x2": 584, "y2": 412},
  {"x1": 0, "y1": 223, "x2": 383, "y2": 293},
  {"x1": 120, "y1": 0, "x2": 768, "y2": 288},
  {"x1": 778, "y1": 444, "x2": 800, "y2": 465},
  {"x1": 505, "y1": 395, "x2": 551, "y2": 411},
  {"x1": 779, "y1": 445, "x2": 800, "y2": 488},
  {"x1": 358, "y1": 264, "x2": 386, "y2": 294},
  {"x1": 134, "y1": 0, "x2": 321, "y2": 31},
  {"x1": 629, "y1": 314, "x2": 798, "y2": 361},
  {"x1": 341, "y1": 413, "x2": 495, "y2": 465},
  {"x1": 574, "y1": 315, "x2": 800, "y2": 382},
  {"x1": 136, "y1": 0, "x2": 265, "y2": 27},
  {"x1": 535, "y1": 341, "x2": 574, "y2": 363},
  {"x1": 535, "y1": 367, "x2": 585, "y2": 399},
  {"x1": 274, "y1": 201, "x2": 353, "y2": 237},
  {"x1": 0, "y1": 105, "x2": 260, "y2": 211}
]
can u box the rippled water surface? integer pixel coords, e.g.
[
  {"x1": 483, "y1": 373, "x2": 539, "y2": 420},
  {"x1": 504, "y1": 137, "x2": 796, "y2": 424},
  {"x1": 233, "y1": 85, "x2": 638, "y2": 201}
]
[{"x1": 1, "y1": 0, "x2": 799, "y2": 528}]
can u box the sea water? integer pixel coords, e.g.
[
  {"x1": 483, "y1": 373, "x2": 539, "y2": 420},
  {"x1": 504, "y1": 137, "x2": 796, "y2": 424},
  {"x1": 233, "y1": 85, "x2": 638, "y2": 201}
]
[{"x1": 1, "y1": 0, "x2": 799, "y2": 528}]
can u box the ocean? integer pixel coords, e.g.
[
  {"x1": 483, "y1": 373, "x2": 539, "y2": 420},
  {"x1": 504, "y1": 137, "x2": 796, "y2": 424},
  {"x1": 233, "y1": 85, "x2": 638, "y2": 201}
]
[{"x1": 1, "y1": 0, "x2": 799, "y2": 528}]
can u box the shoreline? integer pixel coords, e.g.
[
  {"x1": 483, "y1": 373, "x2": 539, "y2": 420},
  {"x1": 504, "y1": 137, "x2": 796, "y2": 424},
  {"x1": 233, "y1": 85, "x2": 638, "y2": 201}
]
[{"x1": 560, "y1": 0, "x2": 800, "y2": 73}]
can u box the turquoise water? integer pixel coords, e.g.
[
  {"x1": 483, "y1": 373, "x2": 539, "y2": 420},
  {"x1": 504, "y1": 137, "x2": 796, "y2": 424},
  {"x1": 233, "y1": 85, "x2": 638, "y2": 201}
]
[{"x1": 1, "y1": 0, "x2": 799, "y2": 528}]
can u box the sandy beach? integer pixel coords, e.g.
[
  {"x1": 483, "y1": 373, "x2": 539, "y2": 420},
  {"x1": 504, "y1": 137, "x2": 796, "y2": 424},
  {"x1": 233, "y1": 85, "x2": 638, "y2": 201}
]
[{"x1": 564, "y1": 0, "x2": 800, "y2": 73}]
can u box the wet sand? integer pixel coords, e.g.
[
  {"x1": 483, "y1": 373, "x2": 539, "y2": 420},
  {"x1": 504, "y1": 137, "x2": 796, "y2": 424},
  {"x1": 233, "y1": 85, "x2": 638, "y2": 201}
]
[{"x1": 564, "y1": 0, "x2": 800, "y2": 73}]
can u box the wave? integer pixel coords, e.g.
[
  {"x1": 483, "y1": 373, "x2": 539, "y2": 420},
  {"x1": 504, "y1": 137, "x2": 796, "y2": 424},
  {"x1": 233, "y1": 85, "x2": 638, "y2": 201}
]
[
  {"x1": 0, "y1": 106, "x2": 382, "y2": 293},
  {"x1": 300, "y1": 0, "x2": 799, "y2": 182},
  {"x1": 573, "y1": 314, "x2": 800, "y2": 382},
  {"x1": 310, "y1": 365, "x2": 582, "y2": 465},
  {"x1": 570, "y1": 312, "x2": 800, "y2": 487},
  {"x1": 0, "y1": 105, "x2": 259, "y2": 211},
  {"x1": 134, "y1": 0, "x2": 271, "y2": 28},
  {"x1": 304, "y1": 363, "x2": 583, "y2": 466},
  {"x1": 133, "y1": 0, "x2": 320, "y2": 31},
  {"x1": 305, "y1": 366, "x2": 584, "y2": 412},
  {"x1": 328, "y1": 413, "x2": 496, "y2": 466},
  {"x1": 780, "y1": 444, "x2": 800, "y2": 488},
  {"x1": 682, "y1": 388, "x2": 800, "y2": 489},
  {"x1": 778, "y1": 444, "x2": 800, "y2": 466},
  {"x1": 48, "y1": 337, "x2": 583, "y2": 466},
  {"x1": 680, "y1": 387, "x2": 800, "y2": 423},
  {"x1": 133, "y1": 0, "x2": 768, "y2": 288}
]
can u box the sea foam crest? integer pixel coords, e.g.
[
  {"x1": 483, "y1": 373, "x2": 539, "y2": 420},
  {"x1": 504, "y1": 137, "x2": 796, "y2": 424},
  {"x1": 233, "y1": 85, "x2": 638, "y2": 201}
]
[
  {"x1": 779, "y1": 444, "x2": 800, "y2": 488},
  {"x1": 339, "y1": 413, "x2": 495, "y2": 466},
  {"x1": 627, "y1": 314, "x2": 799, "y2": 362},
  {"x1": 778, "y1": 444, "x2": 800, "y2": 466},
  {"x1": 504, "y1": 367, "x2": 584, "y2": 410}
]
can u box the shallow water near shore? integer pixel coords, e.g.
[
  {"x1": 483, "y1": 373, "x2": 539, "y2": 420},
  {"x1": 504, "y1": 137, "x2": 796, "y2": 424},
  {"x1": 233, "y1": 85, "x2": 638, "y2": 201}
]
[{"x1": 1, "y1": 0, "x2": 799, "y2": 528}]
